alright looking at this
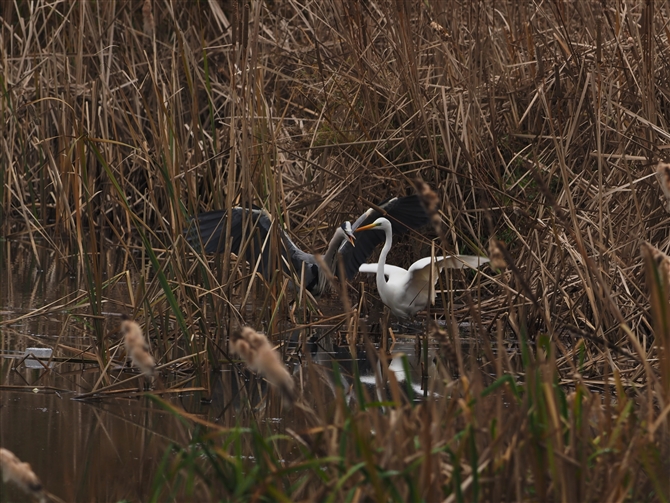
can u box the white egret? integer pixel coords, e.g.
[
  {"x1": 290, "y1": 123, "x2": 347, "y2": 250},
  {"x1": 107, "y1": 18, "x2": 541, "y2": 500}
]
[
  {"x1": 356, "y1": 217, "x2": 489, "y2": 318},
  {"x1": 186, "y1": 195, "x2": 429, "y2": 296}
]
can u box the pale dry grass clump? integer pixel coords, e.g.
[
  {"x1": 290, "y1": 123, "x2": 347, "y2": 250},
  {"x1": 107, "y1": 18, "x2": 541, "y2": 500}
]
[
  {"x1": 231, "y1": 326, "x2": 295, "y2": 403},
  {"x1": 121, "y1": 318, "x2": 155, "y2": 378},
  {"x1": 0, "y1": 448, "x2": 45, "y2": 503}
]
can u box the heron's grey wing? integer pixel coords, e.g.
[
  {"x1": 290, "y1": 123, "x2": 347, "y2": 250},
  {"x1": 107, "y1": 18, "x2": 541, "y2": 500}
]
[
  {"x1": 186, "y1": 207, "x2": 276, "y2": 276},
  {"x1": 187, "y1": 207, "x2": 317, "y2": 291},
  {"x1": 186, "y1": 207, "x2": 265, "y2": 253},
  {"x1": 185, "y1": 208, "x2": 230, "y2": 254},
  {"x1": 286, "y1": 246, "x2": 320, "y2": 293},
  {"x1": 340, "y1": 194, "x2": 429, "y2": 279}
]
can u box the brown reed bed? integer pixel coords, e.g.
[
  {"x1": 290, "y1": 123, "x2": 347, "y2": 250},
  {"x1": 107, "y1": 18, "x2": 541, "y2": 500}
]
[{"x1": 2, "y1": 0, "x2": 670, "y2": 500}]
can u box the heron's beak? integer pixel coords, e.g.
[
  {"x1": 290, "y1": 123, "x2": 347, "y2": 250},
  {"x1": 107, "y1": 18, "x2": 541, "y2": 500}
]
[
  {"x1": 342, "y1": 222, "x2": 356, "y2": 246},
  {"x1": 355, "y1": 222, "x2": 380, "y2": 232}
]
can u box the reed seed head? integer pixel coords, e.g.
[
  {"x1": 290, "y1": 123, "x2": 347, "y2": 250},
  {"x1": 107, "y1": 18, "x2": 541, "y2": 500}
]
[
  {"x1": 414, "y1": 179, "x2": 443, "y2": 241},
  {"x1": 120, "y1": 319, "x2": 156, "y2": 377},
  {"x1": 231, "y1": 327, "x2": 296, "y2": 403},
  {"x1": 643, "y1": 242, "x2": 670, "y2": 288},
  {"x1": 0, "y1": 448, "x2": 45, "y2": 503},
  {"x1": 488, "y1": 238, "x2": 508, "y2": 270},
  {"x1": 142, "y1": 0, "x2": 154, "y2": 38}
]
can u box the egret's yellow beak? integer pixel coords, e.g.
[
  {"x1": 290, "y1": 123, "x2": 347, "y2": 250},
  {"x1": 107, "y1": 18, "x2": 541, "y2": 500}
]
[{"x1": 355, "y1": 222, "x2": 381, "y2": 232}]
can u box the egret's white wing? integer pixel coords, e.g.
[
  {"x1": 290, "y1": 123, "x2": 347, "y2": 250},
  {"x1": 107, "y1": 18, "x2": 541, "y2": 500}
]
[
  {"x1": 406, "y1": 255, "x2": 489, "y2": 273},
  {"x1": 359, "y1": 263, "x2": 408, "y2": 279},
  {"x1": 404, "y1": 258, "x2": 443, "y2": 299},
  {"x1": 385, "y1": 258, "x2": 439, "y2": 316},
  {"x1": 441, "y1": 255, "x2": 490, "y2": 270},
  {"x1": 403, "y1": 254, "x2": 490, "y2": 316},
  {"x1": 407, "y1": 256, "x2": 443, "y2": 276}
]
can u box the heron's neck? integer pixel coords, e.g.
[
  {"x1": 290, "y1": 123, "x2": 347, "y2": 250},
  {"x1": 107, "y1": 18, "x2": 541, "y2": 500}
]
[
  {"x1": 324, "y1": 227, "x2": 345, "y2": 273},
  {"x1": 311, "y1": 227, "x2": 346, "y2": 296}
]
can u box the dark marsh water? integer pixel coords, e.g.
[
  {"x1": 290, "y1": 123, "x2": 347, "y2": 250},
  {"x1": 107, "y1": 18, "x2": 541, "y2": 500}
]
[{"x1": 0, "y1": 239, "x2": 440, "y2": 502}]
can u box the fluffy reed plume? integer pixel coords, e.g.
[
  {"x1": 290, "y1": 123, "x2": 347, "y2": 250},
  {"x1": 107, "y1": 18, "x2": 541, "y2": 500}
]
[
  {"x1": 488, "y1": 238, "x2": 508, "y2": 270},
  {"x1": 142, "y1": 0, "x2": 154, "y2": 38},
  {"x1": 429, "y1": 21, "x2": 450, "y2": 41},
  {"x1": 231, "y1": 327, "x2": 296, "y2": 403},
  {"x1": 120, "y1": 318, "x2": 156, "y2": 378},
  {"x1": 0, "y1": 448, "x2": 45, "y2": 503},
  {"x1": 656, "y1": 161, "x2": 670, "y2": 213},
  {"x1": 414, "y1": 179, "x2": 443, "y2": 239}
]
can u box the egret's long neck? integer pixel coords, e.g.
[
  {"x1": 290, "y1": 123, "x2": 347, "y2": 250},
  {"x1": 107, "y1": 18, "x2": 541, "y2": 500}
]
[{"x1": 376, "y1": 224, "x2": 392, "y2": 291}]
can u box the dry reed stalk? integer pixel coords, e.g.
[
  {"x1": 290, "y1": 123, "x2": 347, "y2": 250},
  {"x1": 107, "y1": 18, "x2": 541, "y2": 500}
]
[
  {"x1": 5, "y1": 0, "x2": 670, "y2": 497},
  {"x1": 414, "y1": 179, "x2": 443, "y2": 242},
  {"x1": 231, "y1": 326, "x2": 296, "y2": 403},
  {"x1": 0, "y1": 448, "x2": 45, "y2": 503}
]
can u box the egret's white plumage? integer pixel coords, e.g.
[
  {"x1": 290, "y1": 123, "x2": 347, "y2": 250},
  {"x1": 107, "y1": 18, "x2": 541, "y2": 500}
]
[{"x1": 356, "y1": 217, "x2": 489, "y2": 318}]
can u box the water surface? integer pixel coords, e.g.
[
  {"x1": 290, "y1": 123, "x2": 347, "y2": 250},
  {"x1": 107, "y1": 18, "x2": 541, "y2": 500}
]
[{"x1": 1, "y1": 239, "x2": 440, "y2": 502}]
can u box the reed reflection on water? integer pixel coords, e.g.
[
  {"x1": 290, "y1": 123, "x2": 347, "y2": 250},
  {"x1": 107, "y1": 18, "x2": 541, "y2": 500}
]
[{"x1": 0, "y1": 240, "x2": 440, "y2": 502}]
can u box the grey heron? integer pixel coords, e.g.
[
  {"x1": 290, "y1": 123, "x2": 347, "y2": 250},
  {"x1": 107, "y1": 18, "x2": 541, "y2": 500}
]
[{"x1": 187, "y1": 195, "x2": 429, "y2": 296}]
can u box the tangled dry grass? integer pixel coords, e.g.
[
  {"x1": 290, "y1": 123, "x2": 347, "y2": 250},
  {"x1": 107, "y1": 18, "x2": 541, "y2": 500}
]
[{"x1": 3, "y1": 0, "x2": 670, "y2": 500}]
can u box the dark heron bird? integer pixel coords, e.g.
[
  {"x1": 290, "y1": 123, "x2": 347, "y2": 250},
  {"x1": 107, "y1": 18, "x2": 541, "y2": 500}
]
[{"x1": 186, "y1": 195, "x2": 428, "y2": 296}]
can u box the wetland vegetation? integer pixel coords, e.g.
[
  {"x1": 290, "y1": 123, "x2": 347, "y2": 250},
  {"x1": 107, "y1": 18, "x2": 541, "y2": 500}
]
[{"x1": 2, "y1": 0, "x2": 670, "y2": 501}]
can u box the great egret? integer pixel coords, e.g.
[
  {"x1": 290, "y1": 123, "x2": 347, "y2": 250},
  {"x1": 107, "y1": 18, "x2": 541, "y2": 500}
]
[
  {"x1": 356, "y1": 217, "x2": 489, "y2": 318},
  {"x1": 187, "y1": 195, "x2": 429, "y2": 296}
]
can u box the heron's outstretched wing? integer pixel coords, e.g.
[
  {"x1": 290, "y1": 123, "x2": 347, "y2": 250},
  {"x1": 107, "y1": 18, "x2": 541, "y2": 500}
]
[
  {"x1": 187, "y1": 207, "x2": 268, "y2": 252},
  {"x1": 186, "y1": 207, "x2": 319, "y2": 291},
  {"x1": 340, "y1": 194, "x2": 429, "y2": 279}
]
